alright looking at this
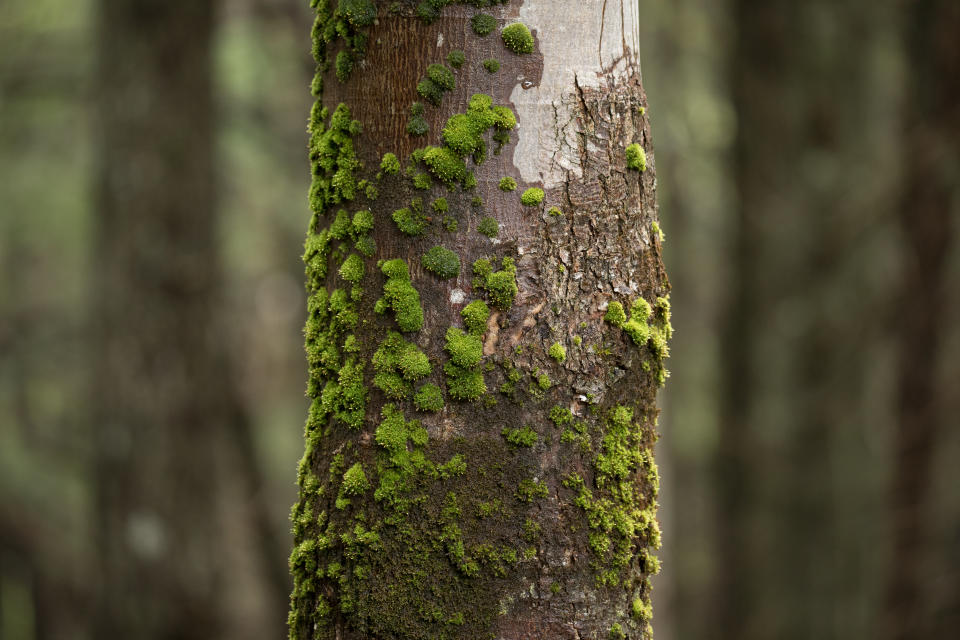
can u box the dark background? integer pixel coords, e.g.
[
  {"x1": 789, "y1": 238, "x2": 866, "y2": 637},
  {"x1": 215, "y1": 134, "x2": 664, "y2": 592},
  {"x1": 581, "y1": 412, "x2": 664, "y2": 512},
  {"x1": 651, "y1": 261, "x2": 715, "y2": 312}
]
[{"x1": 0, "y1": 0, "x2": 957, "y2": 638}]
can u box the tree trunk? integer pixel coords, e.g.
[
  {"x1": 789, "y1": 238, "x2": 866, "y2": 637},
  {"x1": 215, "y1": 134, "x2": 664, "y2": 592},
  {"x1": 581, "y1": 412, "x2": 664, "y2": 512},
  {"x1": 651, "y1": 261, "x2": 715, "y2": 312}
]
[
  {"x1": 92, "y1": 1, "x2": 285, "y2": 638},
  {"x1": 884, "y1": 2, "x2": 959, "y2": 638},
  {"x1": 289, "y1": 1, "x2": 668, "y2": 639}
]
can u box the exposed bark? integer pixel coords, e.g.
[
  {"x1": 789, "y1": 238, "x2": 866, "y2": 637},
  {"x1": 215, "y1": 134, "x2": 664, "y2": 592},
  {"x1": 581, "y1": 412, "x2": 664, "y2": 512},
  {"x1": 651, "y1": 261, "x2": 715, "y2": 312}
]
[
  {"x1": 884, "y1": 2, "x2": 959, "y2": 638},
  {"x1": 289, "y1": 1, "x2": 668, "y2": 639},
  {"x1": 92, "y1": 1, "x2": 285, "y2": 637}
]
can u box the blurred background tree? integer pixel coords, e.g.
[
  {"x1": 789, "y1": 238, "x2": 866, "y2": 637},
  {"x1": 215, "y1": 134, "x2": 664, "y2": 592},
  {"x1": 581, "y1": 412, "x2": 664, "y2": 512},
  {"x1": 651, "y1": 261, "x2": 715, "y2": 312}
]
[{"x1": 0, "y1": 0, "x2": 957, "y2": 639}]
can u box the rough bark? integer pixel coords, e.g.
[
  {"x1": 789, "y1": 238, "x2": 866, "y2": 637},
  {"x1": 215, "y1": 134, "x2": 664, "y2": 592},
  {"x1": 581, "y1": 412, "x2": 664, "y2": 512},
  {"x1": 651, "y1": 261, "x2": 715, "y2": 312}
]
[
  {"x1": 92, "y1": 1, "x2": 285, "y2": 637},
  {"x1": 884, "y1": 2, "x2": 959, "y2": 638},
  {"x1": 289, "y1": 1, "x2": 668, "y2": 639}
]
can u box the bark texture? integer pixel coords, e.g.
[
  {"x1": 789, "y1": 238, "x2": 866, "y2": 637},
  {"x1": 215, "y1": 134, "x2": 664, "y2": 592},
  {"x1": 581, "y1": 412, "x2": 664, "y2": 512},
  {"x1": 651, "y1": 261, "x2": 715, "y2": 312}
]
[{"x1": 289, "y1": 2, "x2": 668, "y2": 639}]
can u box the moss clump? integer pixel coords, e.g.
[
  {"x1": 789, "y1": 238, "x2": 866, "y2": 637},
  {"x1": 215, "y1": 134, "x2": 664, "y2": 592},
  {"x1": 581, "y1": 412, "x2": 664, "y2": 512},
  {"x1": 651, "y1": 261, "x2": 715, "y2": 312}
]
[
  {"x1": 422, "y1": 246, "x2": 461, "y2": 279},
  {"x1": 307, "y1": 103, "x2": 363, "y2": 215},
  {"x1": 472, "y1": 257, "x2": 518, "y2": 309},
  {"x1": 652, "y1": 220, "x2": 665, "y2": 242},
  {"x1": 339, "y1": 0, "x2": 377, "y2": 27},
  {"x1": 406, "y1": 102, "x2": 429, "y2": 137},
  {"x1": 373, "y1": 331, "x2": 432, "y2": 400},
  {"x1": 477, "y1": 216, "x2": 499, "y2": 238},
  {"x1": 417, "y1": 63, "x2": 456, "y2": 105},
  {"x1": 626, "y1": 143, "x2": 647, "y2": 172},
  {"x1": 549, "y1": 405, "x2": 573, "y2": 428},
  {"x1": 380, "y1": 152, "x2": 400, "y2": 175},
  {"x1": 483, "y1": 58, "x2": 500, "y2": 73},
  {"x1": 471, "y1": 12, "x2": 496, "y2": 36},
  {"x1": 502, "y1": 426, "x2": 538, "y2": 448},
  {"x1": 548, "y1": 341, "x2": 566, "y2": 363},
  {"x1": 392, "y1": 204, "x2": 428, "y2": 236},
  {"x1": 413, "y1": 382, "x2": 445, "y2": 412},
  {"x1": 548, "y1": 206, "x2": 563, "y2": 217},
  {"x1": 443, "y1": 327, "x2": 486, "y2": 401},
  {"x1": 609, "y1": 623, "x2": 626, "y2": 640},
  {"x1": 335, "y1": 50, "x2": 354, "y2": 83},
  {"x1": 376, "y1": 259, "x2": 424, "y2": 333},
  {"x1": 501, "y1": 22, "x2": 534, "y2": 54},
  {"x1": 604, "y1": 301, "x2": 627, "y2": 327},
  {"x1": 498, "y1": 176, "x2": 517, "y2": 191},
  {"x1": 447, "y1": 49, "x2": 466, "y2": 68},
  {"x1": 432, "y1": 197, "x2": 448, "y2": 213},
  {"x1": 412, "y1": 172, "x2": 433, "y2": 190},
  {"x1": 623, "y1": 297, "x2": 652, "y2": 345},
  {"x1": 516, "y1": 478, "x2": 548, "y2": 502},
  {"x1": 461, "y1": 300, "x2": 490, "y2": 336},
  {"x1": 337, "y1": 462, "x2": 369, "y2": 509},
  {"x1": 339, "y1": 253, "x2": 365, "y2": 284},
  {"x1": 520, "y1": 187, "x2": 544, "y2": 207},
  {"x1": 423, "y1": 146, "x2": 468, "y2": 186}
]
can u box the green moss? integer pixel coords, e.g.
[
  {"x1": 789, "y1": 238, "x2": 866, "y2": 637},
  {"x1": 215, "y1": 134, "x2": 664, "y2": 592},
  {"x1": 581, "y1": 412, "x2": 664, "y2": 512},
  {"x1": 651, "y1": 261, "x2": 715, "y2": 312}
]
[
  {"x1": 443, "y1": 216, "x2": 459, "y2": 232},
  {"x1": 626, "y1": 143, "x2": 647, "y2": 172},
  {"x1": 472, "y1": 257, "x2": 518, "y2": 310},
  {"x1": 498, "y1": 176, "x2": 517, "y2": 191},
  {"x1": 413, "y1": 172, "x2": 433, "y2": 190},
  {"x1": 339, "y1": 462, "x2": 369, "y2": 504},
  {"x1": 520, "y1": 187, "x2": 544, "y2": 206},
  {"x1": 501, "y1": 22, "x2": 534, "y2": 54},
  {"x1": 483, "y1": 58, "x2": 500, "y2": 73},
  {"x1": 422, "y1": 246, "x2": 461, "y2": 279},
  {"x1": 444, "y1": 327, "x2": 486, "y2": 400},
  {"x1": 339, "y1": 0, "x2": 377, "y2": 27},
  {"x1": 339, "y1": 253, "x2": 365, "y2": 284},
  {"x1": 536, "y1": 372, "x2": 551, "y2": 390},
  {"x1": 623, "y1": 297, "x2": 652, "y2": 345},
  {"x1": 548, "y1": 342, "x2": 566, "y2": 363},
  {"x1": 377, "y1": 259, "x2": 424, "y2": 333},
  {"x1": 447, "y1": 49, "x2": 466, "y2": 68},
  {"x1": 604, "y1": 301, "x2": 627, "y2": 327},
  {"x1": 432, "y1": 197, "x2": 449, "y2": 213},
  {"x1": 477, "y1": 216, "x2": 499, "y2": 238},
  {"x1": 471, "y1": 12, "x2": 496, "y2": 36},
  {"x1": 413, "y1": 383, "x2": 445, "y2": 412},
  {"x1": 406, "y1": 102, "x2": 430, "y2": 137},
  {"x1": 417, "y1": 63, "x2": 455, "y2": 105},
  {"x1": 632, "y1": 596, "x2": 652, "y2": 621},
  {"x1": 461, "y1": 300, "x2": 490, "y2": 336},
  {"x1": 502, "y1": 426, "x2": 538, "y2": 448},
  {"x1": 392, "y1": 206, "x2": 428, "y2": 236},
  {"x1": 380, "y1": 152, "x2": 400, "y2": 175},
  {"x1": 373, "y1": 331, "x2": 432, "y2": 400},
  {"x1": 335, "y1": 50, "x2": 354, "y2": 82},
  {"x1": 609, "y1": 623, "x2": 626, "y2": 639},
  {"x1": 423, "y1": 146, "x2": 468, "y2": 186},
  {"x1": 516, "y1": 478, "x2": 548, "y2": 502},
  {"x1": 548, "y1": 206, "x2": 563, "y2": 217},
  {"x1": 651, "y1": 220, "x2": 665, "y2": 242}
]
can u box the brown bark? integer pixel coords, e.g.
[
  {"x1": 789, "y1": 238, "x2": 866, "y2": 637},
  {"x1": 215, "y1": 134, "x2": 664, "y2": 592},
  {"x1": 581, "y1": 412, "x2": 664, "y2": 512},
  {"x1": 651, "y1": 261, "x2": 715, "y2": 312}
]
[{"x1": 290, "y1": 2, "x2": 667, "y2": 639}]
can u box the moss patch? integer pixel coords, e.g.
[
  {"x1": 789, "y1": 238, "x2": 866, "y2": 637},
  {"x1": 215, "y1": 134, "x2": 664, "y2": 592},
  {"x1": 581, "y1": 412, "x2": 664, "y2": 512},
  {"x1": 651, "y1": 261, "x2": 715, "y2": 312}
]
[
  {"x1": 626, "y1": 143, "x2": 647, "y2": 172},
  {"x1": 422, "y1": 246, "x2": 461, "y2": 279},
  {"x1": 376, "y1": 259, "x2": 424, "y2": 333},
  {"x1": 501, "y1": 22, "x2": 535, "y2": 54}
]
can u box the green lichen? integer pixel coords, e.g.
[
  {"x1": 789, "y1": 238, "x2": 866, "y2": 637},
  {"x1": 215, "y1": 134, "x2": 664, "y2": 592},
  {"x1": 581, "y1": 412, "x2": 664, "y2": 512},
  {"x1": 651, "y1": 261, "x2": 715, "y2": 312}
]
[
  {"x1": 477, "y1": 216, "x2": 499, "y2": 238},
  {"x1": 461, "y1": 300, "x2": 490, "y2": 336},
  {"x1": 548, "y1": 342, "x2": 566, "y2": 363},
  {"x1": 471, "y1": 12, "x2": 496, "y2": 36},
  {"x1": 376, "y1": 259, "x2": 424, "y2": 333},
  {"x1": 447, "y1": 49, "x2": 466, "y2": 68},
  {"x1": 626, "y1": 143, "x2": 647, "y2": 172},
  {"x1": 520, "y1": 187, "x2": 544, "y2": 207},
  {"x1": 501, "y1": 22, "x2": 534, "y2": 54},
  {"x1": 472, "y1": 257, "x2": 518, "y2": 310},
  {"x1": 502, "y1": 426, "x2": 538, "y2": 448},
  {"x1": 483, "y1": 58, "x2": 500, "y2": 73},
  {"x1": 422, "y1": 246, "x2": 461, "y2": 279},
  {"x1": 498, "y1": 176, "x2": 517, "y2": 191},
  {"x1": 413, "y1": 383, "x2": 445, "y2": 412}
]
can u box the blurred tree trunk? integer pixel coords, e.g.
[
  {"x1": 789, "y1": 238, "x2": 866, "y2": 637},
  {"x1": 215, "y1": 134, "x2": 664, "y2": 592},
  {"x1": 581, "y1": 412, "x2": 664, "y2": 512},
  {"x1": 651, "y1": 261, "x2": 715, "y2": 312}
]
[
  {"x1": 288, "y1": 2, "x2": 668, "y2": 639},
  {"x1": 92, "y1": 1, "x2": 286, "y2": 638},
  {"x1": 884, "y1": 2, "x2": 959, "y2": 638}
]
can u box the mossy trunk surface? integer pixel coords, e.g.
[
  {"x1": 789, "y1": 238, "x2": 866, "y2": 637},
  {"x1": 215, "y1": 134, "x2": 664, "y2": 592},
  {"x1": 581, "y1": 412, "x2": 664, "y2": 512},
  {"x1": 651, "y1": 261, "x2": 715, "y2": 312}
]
[{"x1": 290, "y1": 2, "x2": 669, "y2": 639}]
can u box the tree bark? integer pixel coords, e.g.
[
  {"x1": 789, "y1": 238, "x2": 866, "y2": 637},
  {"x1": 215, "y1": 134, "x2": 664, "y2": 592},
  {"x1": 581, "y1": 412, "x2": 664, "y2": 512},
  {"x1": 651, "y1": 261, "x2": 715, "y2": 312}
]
[{"x1": 289, "y1": 1, "x2": 668, "y2": 639}]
